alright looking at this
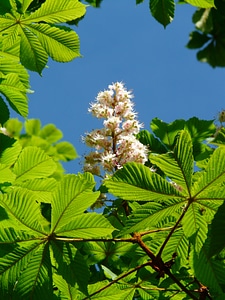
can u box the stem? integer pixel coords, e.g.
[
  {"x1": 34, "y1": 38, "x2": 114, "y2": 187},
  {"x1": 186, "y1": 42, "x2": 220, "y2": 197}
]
[{"x1": 157, "y1": 200, "x2": 191, "y2": 258}]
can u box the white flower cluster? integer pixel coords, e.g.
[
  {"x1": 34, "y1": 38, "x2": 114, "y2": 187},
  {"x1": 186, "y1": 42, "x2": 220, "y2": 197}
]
[{"x1": 83, "y1": 82, "x2": 149, "y2": 175}]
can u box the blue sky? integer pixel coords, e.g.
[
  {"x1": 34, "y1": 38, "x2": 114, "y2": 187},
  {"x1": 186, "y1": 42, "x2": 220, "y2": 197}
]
[{"x1": 18, "y1": 1, "x2": 225, "y2": 173}]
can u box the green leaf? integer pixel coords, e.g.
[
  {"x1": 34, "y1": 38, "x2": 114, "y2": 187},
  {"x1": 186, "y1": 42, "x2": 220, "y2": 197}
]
[
  {"x1": 29, "y1": 23, "x2": 81, "y2": 62},
  {"x1": 0, "y1": 73, "x2": 29, "y2": 117},
  {"x1": 105, "y1": 162, "x2": 184, "y2": 202},
  {"x1": 20, "y1": 26, "x2": 48, "y2": 74},
  {"x1": 55, "y1": 141, "x2": 78, "y2": 161},
  {"x1": 0, "y1": 0, "x2": 86, "y2": 74},
  {"x1": 185, "y1": 0, "x2": 215, "y2": 8},
  {"x1": 151, "y1": 118, "x2": 185, "y2": 149},
  {"x1": 0, "y1": 187, "x2": 49, "y2": 233},
  {"x1": 0, "y1": 134, "x2": 22, "y2": 166},
  {"x1": 87, "y1": 280, "x2": 135, "y2": 299},
  {"x1": 25, "y1": 0, "x2": 86, "y2": 24},
  {"x1": 0, "y1": 164, "x2": 16, "y2": 183},
  {"x1": 182, "y1": 202, "x2": 208, "y2": 252},
  {"x1": 17, "y1": 178, "x2": 57, "y2": 203},
  {"x1": 56, "y1": 213, "x2": 114, "y2": 238},
  {"x1": 137, "y1": 129, "x2": 167, "y2": 154},
  {"x1": 161, "y1": 228, "x2": 189, "y2": 267},
  {"x1": 13, "y1": 243, "x2": 53, "y2": 299},
  {"x1": 191, "y1": 245, "x2": 225, "y2": 298},
  {"x1": 121, "y1": 200, "x2": 184, "y2": 234},
  {"x1": 51, "y1": 174, "x2": 100, "y2": 231},
  {"x1": 0, "y1": 241, "x2": 44, "y2": 297},
  {"x1": 39, "y1": 123, "x2": 63, "y2": 143},
  {"x1": 186, "y1": 31, "x2": 210, "y2": 49},
  {"x1": 149, "y1": 0, "x2": 175, "y2": 27},
  {"x1": 51, "y1": 242, "x2": 89, "y2": 295},
  {"x1": 25, "y1": 119, "x2": 41, "y2": 136},
  {"x1": 150, "y1": 130, "x2": 194, "y2": 193},
  {"x1": 13, "y1": 146, "x2": 57, "y2": 183}
]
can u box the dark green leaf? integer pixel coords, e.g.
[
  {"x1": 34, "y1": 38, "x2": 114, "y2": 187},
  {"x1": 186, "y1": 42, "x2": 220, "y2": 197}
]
[{"x1": 149, "y1": 0, "x2": 175, "y2": 27}]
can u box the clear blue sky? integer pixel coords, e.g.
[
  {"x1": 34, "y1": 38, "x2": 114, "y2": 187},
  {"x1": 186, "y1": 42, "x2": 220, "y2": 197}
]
[{"x1": 17, "y1": 1, "x2": 225, "y2": 173}]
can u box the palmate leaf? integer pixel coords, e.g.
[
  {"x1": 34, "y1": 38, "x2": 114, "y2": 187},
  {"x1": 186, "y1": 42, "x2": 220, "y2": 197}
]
[
  {"x1": 149, "y1": 0, "x2": 175, "y2": 28},
  {"x1": 0, "y1": 0, "x2": 86, "y2": 74},
  {"x1": 105, "y1": 162, "x2": 184, "y2": 202},
  {"x1": 13, "y1": 146, "x2": 57, "y2": 183},
  {"x1": 150, "y1": 130, "x2": 194, "y2": 193}
]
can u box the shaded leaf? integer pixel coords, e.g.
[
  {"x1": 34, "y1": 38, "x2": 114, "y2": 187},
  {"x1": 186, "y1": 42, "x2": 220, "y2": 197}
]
[{"x1": 149, "y1": 0, "x2": 175, "y2": 27}]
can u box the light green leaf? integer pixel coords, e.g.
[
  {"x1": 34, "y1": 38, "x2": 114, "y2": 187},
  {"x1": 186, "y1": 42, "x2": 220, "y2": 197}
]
[
  {"x1": 25, "y1": 0, "x2": 86, "y2": 23},
  {"x1": 162, "y1": 228, "x2": 189, "y2": 267},
  {"x1": 0, "y1": 187, "x2": 49, "y2": 233},
  {"x1": 21, "y1": 0, "x2": 34, "y2": 13},
  {"x1": 56, "y1": 213, "x2": 114, "y2": 238},
  {"x1": 0, "y1": 164, "x2": 16, "y2": 183},
  {"x1": 39, "y1": 123, "x2": 63, "y2": 143},
  {"x1": 25, "y1": 119, "x2": 41, "y2": 136},
  {"x1": 13, "y1": 146, "x2": 57, "y2": 183},
  {"x1": 185, "y1": 0, "x2": 215, "y2": 8},
  {"x1": 150, "y1": 130, "x2": 194, "y2": 194},
  {"x1": 55, "y1": 141, "x2": 78, "y2": 161},
  {"x1": 0, "y1": 138, "x2": 22, "y2": 166},
  {"x1": 150, "y1": 0, "x2": 175, "y2": 27},
  {"x1": 51, "y1": 174, "x2": 99, "y2": 231},
  {"x1": 17, "y1": 178, "x2": 57, "y2": 203},
  {"x1": 0, "y1": 73, "x2": 29, "y2": 117},
  {"x1": 105, "y1": 162, "x2": 184, "y2": 202},
  {"x1": 29, "y1": 23, "x2": 81, "y2": 62}
]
